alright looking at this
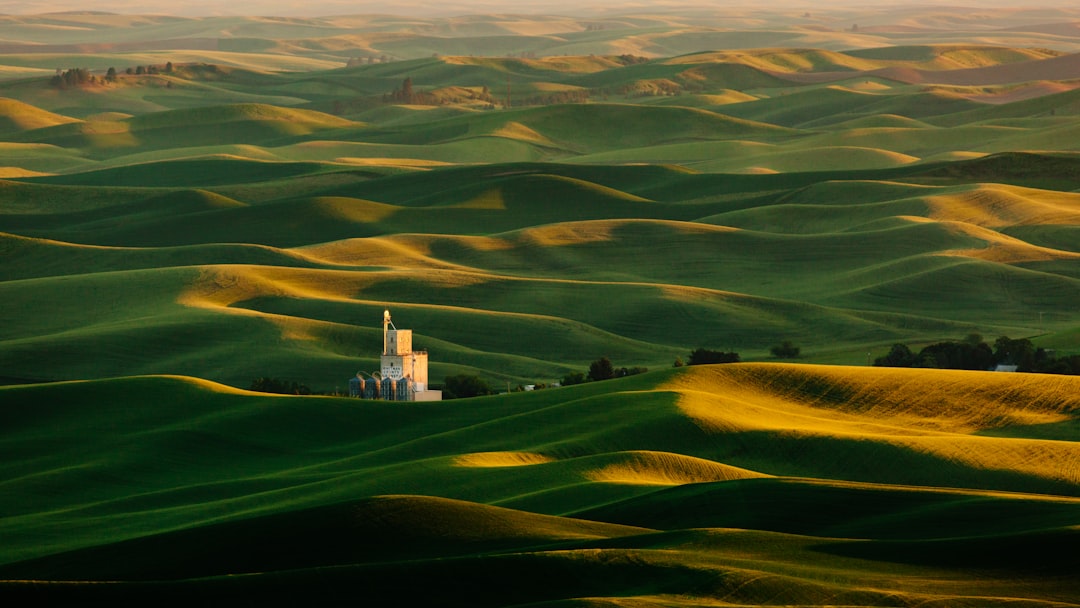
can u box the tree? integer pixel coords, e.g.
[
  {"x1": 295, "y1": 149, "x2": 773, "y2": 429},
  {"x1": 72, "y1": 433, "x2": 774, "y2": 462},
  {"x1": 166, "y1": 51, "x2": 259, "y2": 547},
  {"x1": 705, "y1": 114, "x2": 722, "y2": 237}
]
[
  {"x1": 401, "y1": 77, "x2": 414, "y2": 103},
  {"x1": 918, "y1": 341, "x2": 992, "y2": 370},
  {"x1": 249, "y1": 377, "x2": 311, "y2": 395},
  {"x1": 770, "y1": 341, "x2": 800, "y2": 359},
  {"x1": 442, "y1": 374, "x2": 493, "y2": 399},
  {"x1": 993, "y1": 336, "x2": 1036, "y2": 371},
  {"x1": 50, "y1": 67, "x2": 94, "y2": 89},
  {"x1": 165, "y1": 61, "x2": 174, "y2": 73},
  {"x1": 686, "y1": 348, "x2": 740, "y2": 365},
  {"x1": 874, "y1": 343, "x2": 915, "y2": 367},
  {"x1": 561, "y1": 371, "x2": 585, "y2": 386},
  {"x1": 587, "y1": 357, "x2": 615, "y2": 382},
  {"x1": 673, "y1": 357, "x2": 684, "y2": 367},
  {"x1": 105, "y1": 67, "x2": 117, "y2": 82}
]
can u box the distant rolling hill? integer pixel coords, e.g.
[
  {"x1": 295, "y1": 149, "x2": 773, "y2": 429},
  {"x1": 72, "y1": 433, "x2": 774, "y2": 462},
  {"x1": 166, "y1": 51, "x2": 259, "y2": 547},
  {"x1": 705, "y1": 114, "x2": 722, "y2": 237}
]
[{"x1": 2, "y1": 155, "x2": 1078, "y2": 387}]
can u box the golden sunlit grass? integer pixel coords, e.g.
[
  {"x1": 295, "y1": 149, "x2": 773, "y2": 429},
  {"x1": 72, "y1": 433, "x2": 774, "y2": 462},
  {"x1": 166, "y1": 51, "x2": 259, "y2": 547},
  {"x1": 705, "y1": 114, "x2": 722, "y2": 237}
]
[
  {"x1": 489, "y1": 121, "x2": 560, "y2": 147},
  {"x1": 333, "y1": 157, "x2": 452, "y2": 169},
  {"x1": 660, "y1": 364, "x2": 1080, "y2": 487},
  {"x1": 0, "y1": 97, "x2": 80, "y2": 133},
  {"x1": 0, "y1": 167, "x2": 48, "y2": 177},
  {"x1": 923, "y1": 218, "x2": 1080, "y2": 263},
  {"x1": 663, "y1": 364, "x2": 1080, "y2": 434},
  {"x1": 295, "y1": 236, "x2": 482, "y2": 269},
  {"x1": 455, "y1": 451, "x2": 556, "y2": 467},
  {"x1": 177, "y1": 264, "x2": 497, "y2": 310},
  {"x1": 584, "y1": 450, "x2": 771, "y2": 485},
  {"x1": 924, "y1": 184, "x2": 1080, "y2": 227},
  {"x1": 1, "y1": 363, "x2": 1078, "y2": 605},
  {"x1": 664, "y1": 48, "x2": 880, "y2": 71}
]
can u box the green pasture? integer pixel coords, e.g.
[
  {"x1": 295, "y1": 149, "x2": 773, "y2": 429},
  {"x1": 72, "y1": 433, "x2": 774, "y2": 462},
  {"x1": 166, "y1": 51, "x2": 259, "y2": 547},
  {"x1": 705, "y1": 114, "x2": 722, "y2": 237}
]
[{"x1": 0, "y1": 368, "x2": 1077, "y2": 604}]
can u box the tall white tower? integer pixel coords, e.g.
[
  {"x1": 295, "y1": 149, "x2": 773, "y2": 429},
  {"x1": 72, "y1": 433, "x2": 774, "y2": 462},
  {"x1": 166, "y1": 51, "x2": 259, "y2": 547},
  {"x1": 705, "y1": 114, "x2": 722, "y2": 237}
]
[{"x1": 379, "y1": 309, "x2": 430, "y2": 391}]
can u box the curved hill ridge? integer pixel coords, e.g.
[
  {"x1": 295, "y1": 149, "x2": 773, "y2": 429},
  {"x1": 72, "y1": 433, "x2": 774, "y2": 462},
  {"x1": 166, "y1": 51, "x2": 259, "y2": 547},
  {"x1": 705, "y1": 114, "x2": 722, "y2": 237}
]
[
  {"x1": 922, "y1": 218, "x2": 1080, "y2": 263},
  {"x1": 0, "y1": 98, "x2": 80, "y2": 134},
  {"x1": 126, "y1": 103, "x2": 357, "y2": 130},
  {"x1": 456, "y1": 448, "x2": 772, "y2": 485},
  {"x1": 11, "y1": 104, "x2": 360, "y2": 152},
  {"x1": 2, "y1": 368, "x2": 1079, "y2": 551},
  {"x1": 409, "y1": 102, "x2": 798, "y2": 157},
  {"x1": 773, "y1": 50, "x2": 1080, "y2": 86},
  {"x1": 0, "y1": 494, "x2": 652, "y2": 581},
  {"x1": 925, "y1": 183, "x2": 1080, "y2": 227},
  {"x1": 582, "y1": 450, "x2": 770, "y2": 485},
  {"x1": 670, "y1": 45, "x2": 1062, "y2": 74},
  {"x1": 1, "y1": 365, "x2": 1078, "y2": 604},
  {"x1": 665, "y1": 48, "x2": 882, "y2": 72},
  {"x1": 663, "y1": 364, "x2": 1080, "y2": 435},
  {"x1": 0, "y1": 230, "x2": 329, "y2": 282}
]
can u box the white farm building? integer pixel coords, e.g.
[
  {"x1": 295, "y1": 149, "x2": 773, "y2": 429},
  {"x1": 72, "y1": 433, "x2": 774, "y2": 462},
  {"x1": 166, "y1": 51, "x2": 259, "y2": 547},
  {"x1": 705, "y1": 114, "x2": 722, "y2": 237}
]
[{"x1": 348, "y1": 310, "x2": 442, "y2": 401}]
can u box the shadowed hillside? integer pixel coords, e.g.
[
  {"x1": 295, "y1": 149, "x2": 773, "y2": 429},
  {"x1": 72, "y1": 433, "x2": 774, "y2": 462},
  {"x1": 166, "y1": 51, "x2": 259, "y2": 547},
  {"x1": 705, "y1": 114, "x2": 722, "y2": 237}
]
[{"x1": 0, "y1": 366, "x2": 1077, "y2": 605}]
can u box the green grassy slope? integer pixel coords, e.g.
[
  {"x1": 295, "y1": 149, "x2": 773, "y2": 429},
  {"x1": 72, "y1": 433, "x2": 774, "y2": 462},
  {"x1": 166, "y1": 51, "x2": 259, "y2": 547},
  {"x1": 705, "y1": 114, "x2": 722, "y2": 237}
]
[
  {"x1": 3, "y1": 152, "x2": 1078, "y2": 385},
  {"x1": 0, "y1": 366, "x2": 1077, "y2": 605}
]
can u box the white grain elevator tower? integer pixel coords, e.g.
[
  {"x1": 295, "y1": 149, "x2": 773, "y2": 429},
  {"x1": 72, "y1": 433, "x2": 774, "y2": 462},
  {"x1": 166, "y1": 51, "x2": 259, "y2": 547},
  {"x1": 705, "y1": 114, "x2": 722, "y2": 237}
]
[{"x1": 378, "y1": 309, "x2": 440, "y2": 401}]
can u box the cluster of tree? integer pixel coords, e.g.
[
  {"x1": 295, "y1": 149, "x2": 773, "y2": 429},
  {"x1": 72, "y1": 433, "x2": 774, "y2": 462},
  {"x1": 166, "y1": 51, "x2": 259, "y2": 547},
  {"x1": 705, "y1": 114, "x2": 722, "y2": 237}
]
[
  {"x1": 52, "y1": 62, "x2": 178, "y2": 89},
  {"x1": 441, "y1": 374, "x2": 495, "y2": 399},
  {"x1": 582, "y1": 23, "x2": 606, "y2": 31},
  {"x1": 875, "y1": 334, "x2": 1080, "y2": 375},
  {"x1": 614, "y1": 54, "x2": 650, "y2": 66},
  {"x1": 618, "y1": 80, "x2": 681, "y2": 98},
  {"x1": 676, "y1": 348, "x2": 741, "y2": 367},
  {"x1": 386, "y1": 76, "x2": 416, "y2": 103},
  {"x1": 125, "y1": 62, "x2": 174, "y2": 76},
  {"x1": 561, "y1": 357, "x2": 648, "y2": 385},
  {"x1": 249, "y1": 377, "x2": 312, "y2": 395},
  {"x1": 50, "y1": 68, "x2": 97, "y2": 88}
]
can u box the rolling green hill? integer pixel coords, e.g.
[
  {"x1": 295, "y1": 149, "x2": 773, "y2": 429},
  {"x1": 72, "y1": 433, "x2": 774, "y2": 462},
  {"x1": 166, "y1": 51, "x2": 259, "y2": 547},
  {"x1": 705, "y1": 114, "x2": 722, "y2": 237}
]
[
  {"x1": 2, "y1": 9, "x2": 1080, "y2": 605},
  {"x1": 0, "y1": 365, "x2": 1077, "y2": 605}
]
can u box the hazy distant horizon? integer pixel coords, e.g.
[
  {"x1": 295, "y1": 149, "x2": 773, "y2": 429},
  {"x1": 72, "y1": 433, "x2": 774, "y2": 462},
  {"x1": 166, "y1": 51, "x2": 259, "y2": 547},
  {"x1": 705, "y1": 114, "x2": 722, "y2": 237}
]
[{"x1": 3, "y1": 0, "x2": 1078, "y2": 18}]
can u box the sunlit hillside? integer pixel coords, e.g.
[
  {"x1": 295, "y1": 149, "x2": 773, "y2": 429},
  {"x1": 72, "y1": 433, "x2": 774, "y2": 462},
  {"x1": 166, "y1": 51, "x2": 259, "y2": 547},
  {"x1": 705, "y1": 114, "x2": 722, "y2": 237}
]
[{"x1": 1, "y1": 365, "x2": 1078, "y2": 605}]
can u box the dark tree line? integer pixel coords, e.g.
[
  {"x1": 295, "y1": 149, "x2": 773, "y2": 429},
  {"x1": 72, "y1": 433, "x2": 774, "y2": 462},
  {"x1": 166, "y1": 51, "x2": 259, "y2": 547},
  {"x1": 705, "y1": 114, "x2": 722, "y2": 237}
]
[
  {"x1": 681, "y1": 348, "x2": 741, "y2": 366},
  {"x1": 51, "y1": 62, "x2": 176, "y2": 89},
  {"x1": 875, "y1": 334, "x2": 1080, "y2": 375},
  {"x1": 249, "y1": 377, "x2": 312, "y2": 395},
  {"x1": 442, "y1": 374, "x2": 495, "y2": 399},
  {"x1": 127, "y1": 61, "x2": 173, "y2": 76},
  {"x1": 561, "y1": 357, "x2": 647, "y2": 386},
  {"x1": 50, "y1": 68, "x2": 96, "y2": 88}
]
